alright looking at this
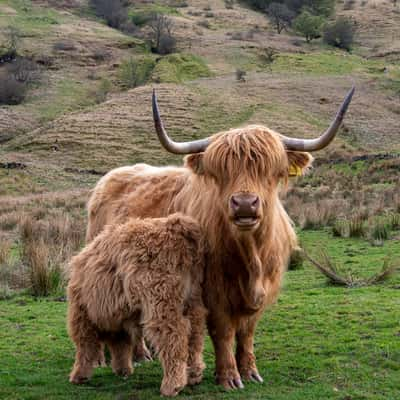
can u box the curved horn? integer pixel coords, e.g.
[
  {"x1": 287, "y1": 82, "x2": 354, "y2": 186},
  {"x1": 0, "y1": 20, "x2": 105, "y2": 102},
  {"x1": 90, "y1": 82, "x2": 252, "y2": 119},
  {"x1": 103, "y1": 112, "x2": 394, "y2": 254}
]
[
  {"x1": 152, "y1": 90, "x2": 210, "y2": 154},
  {"x1": 282, "y1": 86, "x2": 355, "y2": 152}
]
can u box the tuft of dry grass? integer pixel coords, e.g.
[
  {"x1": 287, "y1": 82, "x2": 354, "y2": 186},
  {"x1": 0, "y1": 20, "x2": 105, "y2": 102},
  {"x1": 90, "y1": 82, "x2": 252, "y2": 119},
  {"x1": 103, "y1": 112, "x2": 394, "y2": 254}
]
[
  {"x1": 18, "y1": 211, "x2": 85, "y2": 296},
  {"x1": 303, "y1": 250, "x2": 399, "y2": 287}
]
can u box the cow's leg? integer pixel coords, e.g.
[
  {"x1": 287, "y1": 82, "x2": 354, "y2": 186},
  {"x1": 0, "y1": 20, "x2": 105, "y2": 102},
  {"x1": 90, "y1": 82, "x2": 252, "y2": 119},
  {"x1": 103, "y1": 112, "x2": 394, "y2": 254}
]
[
  {"x1": 185, "y1": 290, "x2": 207, "y2": 385},
  {"x1": 105, "y1": 331, "x2": 134, "y2": 377},
  {"x1": 144, "y1": 304, "x2": 189, "y2": 396},
  {"x1": 208, "y1": 313, "x2": 243, "y2": 390},
  {"x1": 236, "y1": 314, "x2": 263, "y2": 383},
  {"x1": 68, "y1": 305, "x2": 102, "y2": 384}
]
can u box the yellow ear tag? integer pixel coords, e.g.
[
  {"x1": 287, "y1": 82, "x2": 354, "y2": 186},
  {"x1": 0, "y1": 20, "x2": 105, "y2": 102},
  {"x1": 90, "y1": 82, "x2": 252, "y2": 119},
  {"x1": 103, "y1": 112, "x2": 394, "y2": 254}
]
[{"x1": 289, "y1": 165, "x2": 303, "y2": 177}]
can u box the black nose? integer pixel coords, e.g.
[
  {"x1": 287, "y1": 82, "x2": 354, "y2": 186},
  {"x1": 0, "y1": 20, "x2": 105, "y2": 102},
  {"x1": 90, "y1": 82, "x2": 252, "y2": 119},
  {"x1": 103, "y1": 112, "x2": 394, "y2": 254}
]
[{"x1": 230, "y1": 193, "x2": 260, "y2": 216}]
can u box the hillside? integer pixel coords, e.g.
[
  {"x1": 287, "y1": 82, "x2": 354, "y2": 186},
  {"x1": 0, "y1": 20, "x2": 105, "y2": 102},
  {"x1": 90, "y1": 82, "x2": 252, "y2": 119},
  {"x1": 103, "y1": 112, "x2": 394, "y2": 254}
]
[{"x1": 1, "y1": 1, "x2": 399, "y2": 185}]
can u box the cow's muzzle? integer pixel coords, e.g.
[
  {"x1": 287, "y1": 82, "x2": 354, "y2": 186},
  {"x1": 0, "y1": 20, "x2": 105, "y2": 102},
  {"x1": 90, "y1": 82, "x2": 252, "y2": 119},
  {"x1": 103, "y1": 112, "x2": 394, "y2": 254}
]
[{"x1": 229, "y1": 193, "x2": 260, "y2": 230}]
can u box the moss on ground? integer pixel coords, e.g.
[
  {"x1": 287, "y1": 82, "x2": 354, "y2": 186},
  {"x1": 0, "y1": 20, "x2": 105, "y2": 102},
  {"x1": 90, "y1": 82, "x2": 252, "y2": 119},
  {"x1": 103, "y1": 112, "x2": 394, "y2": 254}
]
[{"x1": 151, "y1": 53, "x2": 212, "y2": 84}]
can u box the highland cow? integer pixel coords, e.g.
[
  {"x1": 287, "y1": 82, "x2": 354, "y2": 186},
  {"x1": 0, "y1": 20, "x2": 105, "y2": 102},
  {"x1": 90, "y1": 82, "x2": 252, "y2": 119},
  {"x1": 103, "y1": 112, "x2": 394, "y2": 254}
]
[
  {"x1": 68, "y1": 214, "x2": 207, "y2": 397},
  {"x1": 85, "y1": 88, "x2": 354, "y2": 389}
]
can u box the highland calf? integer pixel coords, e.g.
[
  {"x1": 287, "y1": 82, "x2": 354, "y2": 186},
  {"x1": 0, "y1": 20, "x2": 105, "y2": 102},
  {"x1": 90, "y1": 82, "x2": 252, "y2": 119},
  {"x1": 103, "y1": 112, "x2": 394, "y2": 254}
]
[{"x1": 68, "y1": 214, "x2": 206, "y2": 397}]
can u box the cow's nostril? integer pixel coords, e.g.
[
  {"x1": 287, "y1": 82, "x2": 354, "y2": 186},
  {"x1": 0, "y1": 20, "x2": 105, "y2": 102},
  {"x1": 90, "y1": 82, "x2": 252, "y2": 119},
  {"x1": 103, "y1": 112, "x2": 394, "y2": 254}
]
[
  {"x1": 230, "y1": 196, "x2": 240, "y2": 208},
  {"x1": 251, "y1": 197, "x2": 260, "y2": 208}
]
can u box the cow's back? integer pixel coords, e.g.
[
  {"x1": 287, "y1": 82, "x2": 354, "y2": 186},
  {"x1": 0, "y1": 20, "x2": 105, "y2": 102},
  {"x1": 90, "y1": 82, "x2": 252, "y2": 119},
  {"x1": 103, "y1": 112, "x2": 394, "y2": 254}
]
[{"x1": 86, "y1": 164, "x2": 188, "y2": 242}]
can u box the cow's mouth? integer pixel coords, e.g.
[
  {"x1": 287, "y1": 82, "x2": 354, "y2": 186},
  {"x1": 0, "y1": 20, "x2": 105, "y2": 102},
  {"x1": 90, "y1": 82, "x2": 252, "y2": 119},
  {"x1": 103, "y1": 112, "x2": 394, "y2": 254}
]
[{"x1": 233, "y1": 216, "x2": 260, "y2": 230}]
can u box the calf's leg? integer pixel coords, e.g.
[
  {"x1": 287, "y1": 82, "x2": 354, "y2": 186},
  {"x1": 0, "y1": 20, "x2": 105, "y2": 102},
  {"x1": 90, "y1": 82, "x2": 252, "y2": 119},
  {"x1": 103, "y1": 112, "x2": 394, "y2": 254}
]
[
  {"x1": 185, "y1": 290, "x2": 207, "y2": 385},
  {"x1": 68, "y1": 304, "x2": 102, "y2": 384},
  {"x1": 144, "y1": 304, "x2": 189, "y2": 397},
  {"x1": 105, "y1": 331, "x2": 134, "y2": 377}
]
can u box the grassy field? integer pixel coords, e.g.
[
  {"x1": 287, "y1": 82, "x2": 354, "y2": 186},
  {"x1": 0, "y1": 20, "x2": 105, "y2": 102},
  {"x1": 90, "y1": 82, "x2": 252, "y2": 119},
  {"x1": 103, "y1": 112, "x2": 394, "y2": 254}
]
[
  {"x1": 1, "y1": 230, "x2": 399, "y2": 400},
  {"x1": 0, "y1": 0, "x2": 400, "y2": 399}
]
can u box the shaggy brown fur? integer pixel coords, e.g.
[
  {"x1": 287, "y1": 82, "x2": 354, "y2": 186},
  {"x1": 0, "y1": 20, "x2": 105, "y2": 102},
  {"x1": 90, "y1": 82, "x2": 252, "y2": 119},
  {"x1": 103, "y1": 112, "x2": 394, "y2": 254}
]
[
  {"x1": 68, "y1": 214, "x2": 207, "y2": 397},
  {"x1": 86, "y1": 125, "x2": 313, "y2": 389}
]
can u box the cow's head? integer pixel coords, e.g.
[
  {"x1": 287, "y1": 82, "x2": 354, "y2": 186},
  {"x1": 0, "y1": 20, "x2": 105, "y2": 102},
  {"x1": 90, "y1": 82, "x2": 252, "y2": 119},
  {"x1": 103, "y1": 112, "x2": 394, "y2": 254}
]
[{"x1": 152, "y1": 87, "x2": 354, "y2": 233}]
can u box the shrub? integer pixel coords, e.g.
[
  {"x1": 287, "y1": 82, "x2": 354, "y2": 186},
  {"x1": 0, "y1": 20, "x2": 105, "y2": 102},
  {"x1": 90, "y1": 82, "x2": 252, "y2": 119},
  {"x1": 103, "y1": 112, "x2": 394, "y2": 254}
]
[
  {"x1": 387, "y1": 213, "x2": 400, "y2": 230},
  {"x1": 197, "y1": 19, "x2": 211, "y2": 29},
  {"x1": 236, "y1": 69, "x2": 247, "y2": 82},
  {"x1": 90, "y1": 78, "x2": 112, "y2": 104},
  {"x1": 225, "y1": 0, "x2": 235, "y2": 8},
  {"x1": 0, "y1": 69, "x2": 27, "y2": 105},
  {"x1": 150, "y1": 14, "x2": 176, "y2": 55},
  {"x1": 53, "y1": 40, "x2": 76, "y2": 52},
  {"x1": 118, "y1": 56, "x2": 156, "y2": 89},
  {"x1": 288, "y1": 248, "x2": 304, "y2": 270},
  {"x1": 332, "y1": 219, "x2": 347, "y2": 237},
  {"x1": 293, "y1": 10, "x2": 325, "y2": 42},
  {"x1": 267, "y1": 2, "x2": 295, "y2": 33},
  {"x1": 343, "y1": 0, "x2": 356, "y2": 10},
  {"x1": 323, "y1": 17, "x2": 355, "y2": 51},
  {"x1": 259, "y1": 47, "x2": 278, "y2": 70},
  {"x1": 151, "y1": 53, "x2": 211, "y2": 83},
  {"x1": 348, "y1": 214, "x2": 365, "y2": 237},
  {"x1": 90, "y1": 0, "x2": 125, "y2": 28},
  {"x1": 370, "y1": 220, "x2": 389, "y2": 242}
]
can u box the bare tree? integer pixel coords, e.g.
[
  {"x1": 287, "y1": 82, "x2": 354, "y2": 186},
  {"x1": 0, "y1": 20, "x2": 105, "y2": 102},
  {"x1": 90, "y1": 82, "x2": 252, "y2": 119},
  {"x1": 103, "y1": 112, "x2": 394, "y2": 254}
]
[
  {"x1": 267, "y1": 3, "x2": 295, "y2": 34},
  {"x1": 150, "y1": 14, "x2": 176, "y2": 55}
]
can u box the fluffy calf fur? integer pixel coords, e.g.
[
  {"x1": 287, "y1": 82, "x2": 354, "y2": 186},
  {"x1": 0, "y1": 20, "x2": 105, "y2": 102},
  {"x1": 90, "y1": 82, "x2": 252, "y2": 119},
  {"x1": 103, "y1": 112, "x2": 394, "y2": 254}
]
[{"x1": 68, "y1": 214, "x2": 206, "y2": 397}]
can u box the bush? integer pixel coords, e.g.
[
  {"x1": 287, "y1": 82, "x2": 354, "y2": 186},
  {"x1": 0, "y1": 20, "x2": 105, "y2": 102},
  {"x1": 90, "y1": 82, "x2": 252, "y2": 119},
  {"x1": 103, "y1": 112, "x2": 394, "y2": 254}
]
[
  {"x1": 288, "y1": 248, "x2": 304, "y2": 270},
  {"x1": 151, "y1": 53, "x2": 211, "y2": 83},
  {"x1": 241, "y1": 0, "x2": 335, "y2": 17},
  {"x1": 236, "y1": 69, "x2": 247, "y2": 82},
  {"x1": 90, "y1": 0, "x2": 135, "y2": 32},
  {"x1": 370, "y1": 220, "x2": 390, "y2": 241},
  {"x1": 323, "y1": 17, "x2": 355, "y2": 51},
  {"x1": 267, "y1": 2, "x2": 295, "y2": 33},
  {"x1": 90, "y1": 78, "x2": 112, "y2": 104},
  {"x1": 53, "y1": 40, "x2": 76, "y2": 52},
  {"x1": 225, "y1": 0, "x2": 235, "y2": 8},
  {"x1": 259, "y1": 47, "x2": 278, "y2": 70},
  {"x1": 150, "y1": 14, "x2": 176, "y2": 55},
  {"x1": 0, "y1": 69, "x2": 28, "y2": 105},
  {"x1": 118, "y1": 56, "x2": 156, "y2": 89},
  {"x1": 293, "y1": 10, "x2": 325, "y2": 42}
]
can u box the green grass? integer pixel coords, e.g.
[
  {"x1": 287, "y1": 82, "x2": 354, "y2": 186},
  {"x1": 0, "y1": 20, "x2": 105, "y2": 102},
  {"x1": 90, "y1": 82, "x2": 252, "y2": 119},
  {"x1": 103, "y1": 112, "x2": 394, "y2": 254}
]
[
  {"x1": 36, "y1": 78, "x2": 97, "y2": 123},
  {"x1": 272, "y1": 51, "x2": 387, "y2": 76},
  {"x1": 151, "y1": 53, "x2": 212, "y2": 83},
  {"x1": 1, "y1": 230, "x2": 399, "y2": 400},
  {"x1": 129, "y1": 3, "x2": 180, "y2": 26},
  {"x1": 0, "y1": 0, "x2": 62, "y2": 36}
]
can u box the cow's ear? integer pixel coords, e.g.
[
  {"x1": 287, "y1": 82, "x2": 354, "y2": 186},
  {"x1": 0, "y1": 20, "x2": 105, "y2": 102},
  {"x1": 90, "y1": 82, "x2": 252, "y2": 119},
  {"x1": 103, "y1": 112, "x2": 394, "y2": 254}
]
[
  {"x1": 286, "y1": 151, "x2": 313, "y2": 177},
  {"x1": 184, "y1": 153, "x2": 205, "y2": 175}
]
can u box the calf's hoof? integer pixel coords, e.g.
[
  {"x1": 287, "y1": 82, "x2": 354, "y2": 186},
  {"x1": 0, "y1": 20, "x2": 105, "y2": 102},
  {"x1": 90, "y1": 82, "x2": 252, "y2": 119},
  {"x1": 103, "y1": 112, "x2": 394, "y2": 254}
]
[
  {"x1": 187, "y1": 362, "x2": 205, "y2": 385},
  {"x1": 113, "y1": 366, "x2": 133, "y2": 377}
]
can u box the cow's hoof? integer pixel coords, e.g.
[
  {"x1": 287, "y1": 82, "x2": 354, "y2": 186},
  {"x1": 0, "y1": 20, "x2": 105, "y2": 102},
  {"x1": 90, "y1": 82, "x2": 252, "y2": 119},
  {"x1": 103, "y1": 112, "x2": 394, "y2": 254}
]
[
  {"x1": 241, "y1": 369, "x2": 264, "y2": 383},
  {"x1": 217, "y1": 373, "x2": 244, "y2": 390}
]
